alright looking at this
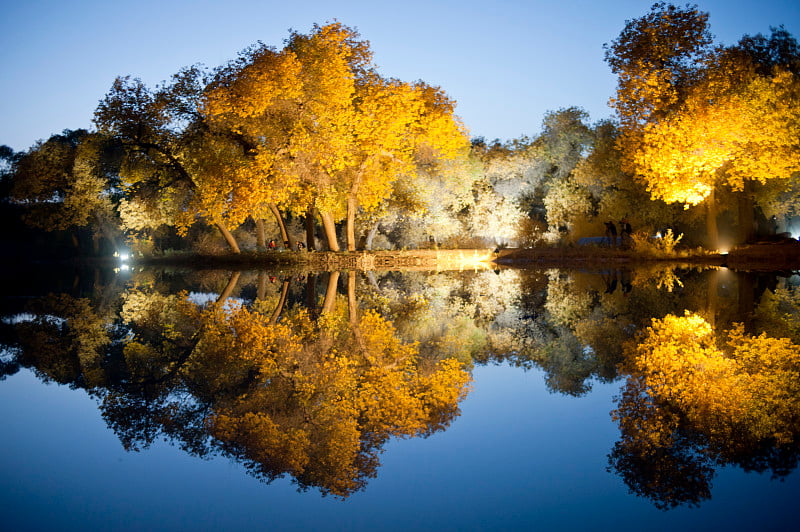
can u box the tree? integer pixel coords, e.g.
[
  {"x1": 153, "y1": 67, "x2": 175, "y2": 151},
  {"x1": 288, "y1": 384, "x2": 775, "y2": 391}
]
[
  {"x1": 606, "y1": 4, "x2": 800, "y2": 246},
  {"x1": 95, "y1": 70, "x2": 247, "y2": 253},
  {"x1": 571, "y1": 119, "x2": 679, "y2": 235},
  {"x1": 10, "y1": 129, "x2": 122, "y2": 253},
  {"x1": 604, "y1": 2, "x2": 712, "y2": 130},
  {"x1": 610, "y1": 311, "x2": 800, "y2": 508},
  {"x1": 202, "y1": 23, "x2": 469, "y2": 251}
]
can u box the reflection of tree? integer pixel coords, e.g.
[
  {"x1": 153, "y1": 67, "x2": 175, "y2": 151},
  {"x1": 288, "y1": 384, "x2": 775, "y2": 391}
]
[
  {"x1": 610, "y1": 312, "x2": 800, "y2": 509},
  {"x1": 10, "y1": 294, "x2": 113, "y2": 387},
  {"x1": 3, "y1": 272, "x2": 470, "y2": 498},
  {"x1": 115, "y1": 290, "x2": 470, "y2": 497}
]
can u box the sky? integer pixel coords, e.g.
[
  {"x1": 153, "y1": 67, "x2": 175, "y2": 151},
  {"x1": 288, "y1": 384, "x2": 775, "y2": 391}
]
[{"x1": 1, "y1": 0, "x2": 798, "y2": 152}]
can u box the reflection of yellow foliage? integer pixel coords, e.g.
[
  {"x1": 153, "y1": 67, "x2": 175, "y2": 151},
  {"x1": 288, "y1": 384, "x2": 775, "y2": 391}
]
[
  {"x1": 179, "y1": 304, "x2": 471, "y2": 497},
  {"x1": 623, "y1": 312, "x2": 800, "y2": 445}
]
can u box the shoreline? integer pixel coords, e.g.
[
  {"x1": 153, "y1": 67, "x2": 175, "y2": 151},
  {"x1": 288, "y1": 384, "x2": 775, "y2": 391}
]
[{"x1": 6, "y1": 242, "x2": 799, "y2": 273}]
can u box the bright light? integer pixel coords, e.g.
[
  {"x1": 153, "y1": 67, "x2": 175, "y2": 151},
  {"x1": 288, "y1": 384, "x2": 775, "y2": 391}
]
[{"x1": 119, "y1": 253, "x2": 130, "y2": 261}]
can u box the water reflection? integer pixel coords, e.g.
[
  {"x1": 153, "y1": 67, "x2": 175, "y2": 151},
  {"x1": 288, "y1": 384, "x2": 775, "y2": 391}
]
[{"x1": 1, "y1": 264, "x2": 798, "y2": 506}]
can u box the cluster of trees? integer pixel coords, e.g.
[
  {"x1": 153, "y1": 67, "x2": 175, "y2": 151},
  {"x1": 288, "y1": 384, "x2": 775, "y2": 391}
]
[{"x1": 2, "y1": 5, "x2": 798, "y2": 256}]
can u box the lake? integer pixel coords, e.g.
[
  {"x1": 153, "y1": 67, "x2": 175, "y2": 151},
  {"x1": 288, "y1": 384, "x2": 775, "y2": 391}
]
[{"x1": 1, "y1": 263, "x2": 798, "y2": 530}]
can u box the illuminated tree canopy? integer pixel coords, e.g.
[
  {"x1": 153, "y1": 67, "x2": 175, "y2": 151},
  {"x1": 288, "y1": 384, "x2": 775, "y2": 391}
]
[
  {"x1": 202, "y1": 22, "x2": 470, "y2": 251},
  {"x1": 606, "y1": 2, "x2": 800, "y2": 244},
  {"x1": 610, "y1": 311, "x2": 800, "y2": 509}
]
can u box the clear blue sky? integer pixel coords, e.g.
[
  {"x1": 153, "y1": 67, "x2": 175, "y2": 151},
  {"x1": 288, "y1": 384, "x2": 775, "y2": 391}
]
[{"x1": 1, "y1": 0, "x2": 798, "y2": 152}]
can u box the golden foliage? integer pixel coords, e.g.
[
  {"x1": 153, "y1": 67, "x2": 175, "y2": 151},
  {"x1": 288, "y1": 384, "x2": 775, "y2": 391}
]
[
  {"x1": 169, "y1": 302, "x2": 473, "y2": 497},
  {"x1": 201, "y1": 22, "x2": 469, "y2": 245},
  {"x1": 619, "y1": 311, "x2": 800, "y2": 446}
]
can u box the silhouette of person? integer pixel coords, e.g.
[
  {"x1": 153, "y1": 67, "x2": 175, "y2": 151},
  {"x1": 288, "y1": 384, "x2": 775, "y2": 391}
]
[{"x1": 605, "y1": 221, "x2": 618, "y2": 247}]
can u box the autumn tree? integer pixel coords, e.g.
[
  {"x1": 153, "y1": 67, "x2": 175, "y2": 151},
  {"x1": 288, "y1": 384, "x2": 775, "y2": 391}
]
[
  {"x1": 606, "y1": 3, "x2": 800, "y2": 246},
  {"x1": 9, "y1": 129, "x2": 123, "y2": 253},
  {"x1": 202, "y1": 22, "x2": 470, "y2": 251},
  {"x1": 95, "y1": 69, "x2": 248, "y2": 253},
  {"x1": 21, "y1": 270, "x2": 474, "y2": 497}
]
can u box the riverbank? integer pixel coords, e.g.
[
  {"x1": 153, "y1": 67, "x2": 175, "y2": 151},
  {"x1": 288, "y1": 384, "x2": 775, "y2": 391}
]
[
  {"x1": 495, "y1": 241, "x2": 800, "y2": 271},
  {"x1": 26, "y1": 241, "x2": 798, "y2": 272},
  {"x1": 132, "y1": 248, "x2": 497, "y2": 271}
]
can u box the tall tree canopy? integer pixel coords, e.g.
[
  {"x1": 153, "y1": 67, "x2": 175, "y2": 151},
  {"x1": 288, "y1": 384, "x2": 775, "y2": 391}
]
[
  {"x1": 202, "y1": 22, "x2": 470, "y2": 251},
  {"x1": 606, "y1": 2, "x2": 800, "y2": 245}
]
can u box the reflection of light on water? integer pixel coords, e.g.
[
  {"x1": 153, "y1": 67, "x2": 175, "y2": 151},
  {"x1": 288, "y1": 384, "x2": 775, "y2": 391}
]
[{"x1": 455, "y1": 250, "x2": 494, "y2": 271}]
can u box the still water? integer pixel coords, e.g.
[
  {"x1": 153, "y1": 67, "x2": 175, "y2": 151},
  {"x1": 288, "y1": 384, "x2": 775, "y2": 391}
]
[{"x1": 1, "y1": 264, "x2": 798, "y2": 530}]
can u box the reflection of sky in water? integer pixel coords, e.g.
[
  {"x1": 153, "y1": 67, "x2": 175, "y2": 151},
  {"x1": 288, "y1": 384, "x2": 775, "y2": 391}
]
[{"x1": 2, "y1": 361, "x2": 798, "y2": 531}]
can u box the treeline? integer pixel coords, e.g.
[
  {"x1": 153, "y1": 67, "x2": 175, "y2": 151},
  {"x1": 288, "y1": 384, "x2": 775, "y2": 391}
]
[{"x1": 1, "y1": 4, "x2": 799, "y2": 258}]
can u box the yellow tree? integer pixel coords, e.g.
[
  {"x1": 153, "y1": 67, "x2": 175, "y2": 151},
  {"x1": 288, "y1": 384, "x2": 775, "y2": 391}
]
[
  {"x1": 606, "y1": 4, "x2": 800, "y2": 246},
  {"x1": 341, "y1": 77, "x2": 469, "y2": 250},
  {"x1": 185, "y1": 299, "x2": 471, "y2": 496},
  {"x1": 630, "y1": 59, "x2": 800, "y2": 244},
  {"x1": 95, "y1": 71, "x2": 248, "y2": 253},
  {"x1": 11, "y1": 130, "x2": 122, "y2": 253},
  {"x1": 202, "y1": 23, "x2": 469, "y2": 251},
  {"x1": 202, "y1": 43, "x2": 307, "y2": 248}
]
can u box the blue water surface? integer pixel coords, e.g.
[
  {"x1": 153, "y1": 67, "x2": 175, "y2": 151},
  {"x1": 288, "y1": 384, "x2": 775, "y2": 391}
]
[{"x1": 2, "y1": 362, "x2": 798, "y2": 531}]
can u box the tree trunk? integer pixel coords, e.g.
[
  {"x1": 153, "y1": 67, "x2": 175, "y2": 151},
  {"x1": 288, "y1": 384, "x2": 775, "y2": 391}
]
[
  {"x1": 268, "y1": 203, "x2": 290, "y2": 249},
  {"x1": 305, "y1": 273, "x2": 318, "y2": 316},
  {"x1": 737, "y1": 180, "x2": 755, "y2": 245},
  {"x1": 257, "y1": 270, "x2": 268, "y2": 300},
  {"x1": 216, "y1": 271, "x2": 241, "y2": 304},
  {"x1": 255, "y1": 218, "x2": 267, "y2": 251},
  {"x1": 216, "y1": 223, "x2": 241, "y2": 254},
  {"x1": 706, "y1": 268, "x2": 719, "y2": 328},
  {"x1": 705, "y1": 190, "x2": 719, "y2": 251},
  {"x1": 346, "y1": 194, "x2": 358, "y2": 251},
  {"x1": 305, "y1": 206, "x2": 316, "y2": 250},
  {"x1": 320, "y1": 211, "x2": 340, "y2": 251},
  {"x1": 322, "y1": 271, "x2": 340, "y2": 314},
  {"x1": 737, "y1": 272, "x2": 755, "y2": 330},
  {"x1": 348, "y1": 270, "x2": 358, "y2": 325},
  {"x1": 270, "y1": 280, "x2": 290, "y2": 324}
]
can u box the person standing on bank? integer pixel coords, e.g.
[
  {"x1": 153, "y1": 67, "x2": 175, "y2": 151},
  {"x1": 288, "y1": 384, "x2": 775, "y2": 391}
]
[{"x1": 605, "y1": 221, "x2": 618, "y2": 247}]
